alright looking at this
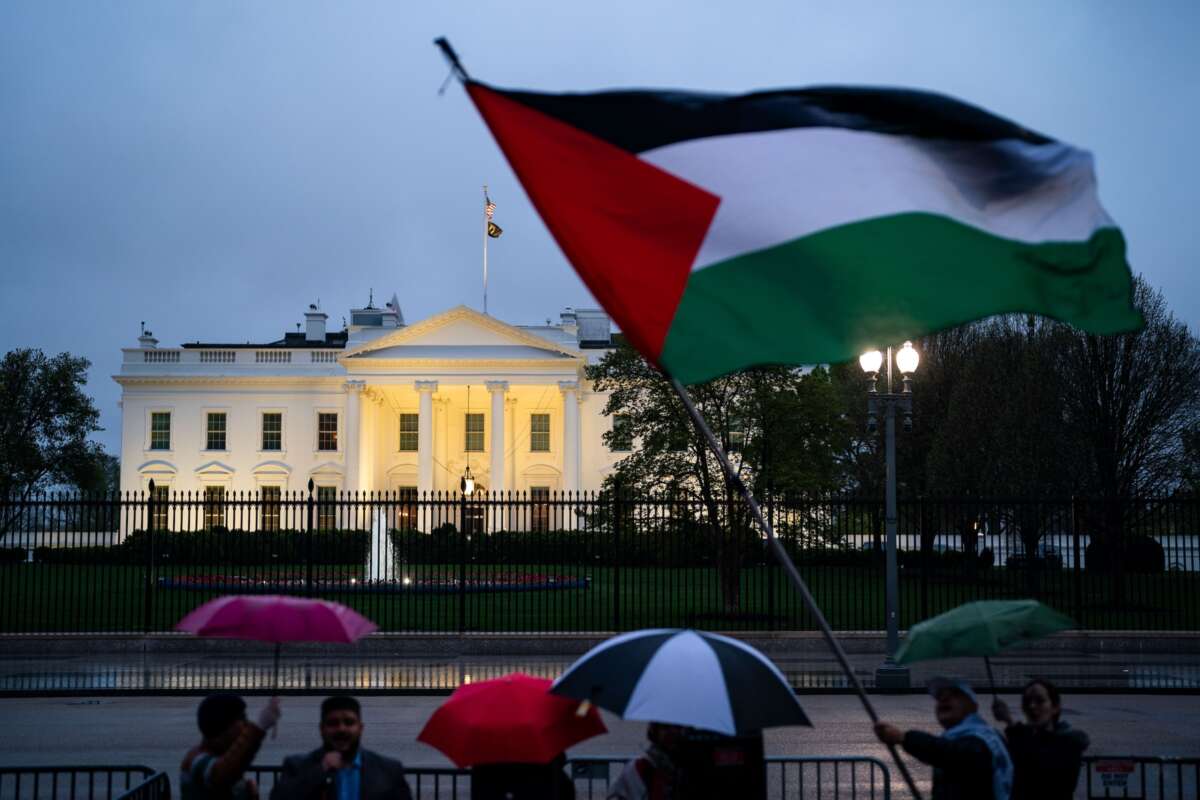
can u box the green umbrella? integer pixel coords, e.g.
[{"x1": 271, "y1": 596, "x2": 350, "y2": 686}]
[{"x1": 895, "y1": 600, "x2": 1074, "y2": 695}]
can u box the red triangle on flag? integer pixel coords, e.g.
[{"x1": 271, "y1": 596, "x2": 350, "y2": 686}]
[{"x1": 468, "y1": 83, "x2": 719, "y2": 363}]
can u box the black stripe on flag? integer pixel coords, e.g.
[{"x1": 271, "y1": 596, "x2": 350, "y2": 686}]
[
  {"x1": 703, "y1": 634, "x2": 811, "y2": 731},
  {"x1": 472, "y1": 81, "x2": 1053, "y2": 155}
]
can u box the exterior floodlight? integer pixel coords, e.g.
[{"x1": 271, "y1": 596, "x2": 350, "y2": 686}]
[
  {"x1": 896, "y1": 342, "x2": 919, "y2": 375},
  {"x1": 460, "y1": 466, "x2": 475, "y2": 496},
  {"x1": 859, "y1": 349, "x2": 884, "y2": 374}
]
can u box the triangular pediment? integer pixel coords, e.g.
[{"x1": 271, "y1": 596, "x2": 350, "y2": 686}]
[{"x1": 341, "y1": 306, "x2": 579, "y2": 361}]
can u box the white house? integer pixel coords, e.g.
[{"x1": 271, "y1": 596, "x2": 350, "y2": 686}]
[{"x1": 115, "y1": 298, "x2": 629, "y2": 516}]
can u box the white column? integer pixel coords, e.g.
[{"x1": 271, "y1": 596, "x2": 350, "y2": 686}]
[
  {"x1": 487, "y1": 381, "x2": 508, "y2": 495},
  {"x1": 559, "y1": 380, "x2": 581, "y2": 492},
  {"x1": 416, "y1": 380, "x2": 437, "y2": 497},
  {"x1": 344, "y1": 380, "x2": 366, "y2": 493},
  {"x1": 435, "y1": 396, "x2": 449, "y2": 493}
]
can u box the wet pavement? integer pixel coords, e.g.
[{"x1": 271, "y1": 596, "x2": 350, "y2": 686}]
[
  {"x1": 0, "y1": 693, "x2": 1197, "y2": 799},
  {"x1": 2, "y1": 649, "x2": 1199, "y2": 695}
]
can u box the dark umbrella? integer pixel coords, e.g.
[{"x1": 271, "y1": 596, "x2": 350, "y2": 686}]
[{"x1": 551, "y1": 628, "x2": 810, "y2": 735}]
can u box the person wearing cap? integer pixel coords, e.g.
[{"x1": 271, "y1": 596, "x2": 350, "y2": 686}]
[
  {"x1": 993, "y1": 678, "x2": 1089, "y2": 800},
  {"x1": 875, "y1": 677, "x2": 1013, "y2": 800},
  {"x1": 181, "y1": 693, "x2": 282, "y2": 800}
]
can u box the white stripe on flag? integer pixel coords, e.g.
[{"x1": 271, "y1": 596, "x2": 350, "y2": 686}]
[{"x1": 640, "y1": 127, "x2": 1111, "y2": 272}]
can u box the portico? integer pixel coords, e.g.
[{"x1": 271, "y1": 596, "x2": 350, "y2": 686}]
[
  {"x1": 117, "y1": 302, "x2": 620, "y2": 504},
  {"x1": 328, "y1": 305, "x2": 595, "y2": 498}
]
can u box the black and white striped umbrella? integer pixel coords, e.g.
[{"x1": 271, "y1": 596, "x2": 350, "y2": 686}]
[{"x1": 550, "y1": 629, "x2": 811, "y2": 735}]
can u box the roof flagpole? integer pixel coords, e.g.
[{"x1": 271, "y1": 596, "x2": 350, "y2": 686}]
[{"x1": 482, "y1": 185, "x2": 489, "y2": 315}]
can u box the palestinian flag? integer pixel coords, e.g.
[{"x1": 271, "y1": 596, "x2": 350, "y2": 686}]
[{"x1": 465, "y1": 81, "x2": 1141, "y2": 384}]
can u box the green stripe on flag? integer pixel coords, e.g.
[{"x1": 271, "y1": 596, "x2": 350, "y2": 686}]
[{"x1": 661, "y1": 212, "x2": 1140, "y2": 384}]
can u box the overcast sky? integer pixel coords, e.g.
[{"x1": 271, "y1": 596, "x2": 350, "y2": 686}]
[{"x1": 3, "y1": 0, "x2": 1197, "y2": 455}]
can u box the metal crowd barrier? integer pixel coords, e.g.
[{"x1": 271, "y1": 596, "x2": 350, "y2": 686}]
[
  {"x1": 247, "y1": 755, "x2": 891, "y2": 799},
  {"x1": 114, "y1": 772, "x2": 169, "y2": 800},
  {"x1": 0, "y1": 766, "x2": 153, "y2": 800},
  {"x1": 1085, "y1": 756, "x2": 1200, "y2": 799}
]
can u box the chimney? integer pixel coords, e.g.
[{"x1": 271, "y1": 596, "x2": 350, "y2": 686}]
[
  {"x1": 304, "y1": 303, "x2": 328, "y2": 342},
  {"x1": 559, "y1": 307, "x2": 578, "y2": 336}
]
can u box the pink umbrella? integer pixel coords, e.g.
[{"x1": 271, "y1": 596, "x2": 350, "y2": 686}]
[{"x1": 177, "y1": 594, "x2": 378, "y2": 688}]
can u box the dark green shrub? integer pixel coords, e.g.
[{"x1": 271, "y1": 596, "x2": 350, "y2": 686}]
[
  {"x1": 1085, "y1": 536, "x2": 1165, "y2": 573},
  {"x1": 0, "y1": 546, "x2": 27, "y2": 563},
  {"x1": 35, "y1": 528, "x2": 369, "y2": 566}
]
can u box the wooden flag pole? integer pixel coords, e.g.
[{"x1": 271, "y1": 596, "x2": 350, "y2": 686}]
[{"x1": 666, "y1": 375, "x2": 923, "y2": 800}]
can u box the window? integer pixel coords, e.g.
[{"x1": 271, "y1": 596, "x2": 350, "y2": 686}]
[
  {"x1": 206, "y1": 412, "x2": 227, "y2": 451},
  {"x1": 203, "y1": 486, "x2": 226, "y2": 529},
  {"x1": 261, "y1": 413, "x2": 282, "y2": 451},
  {"x1": 150, "y1": 484, "x2": 169, "y2": 530},
  {"x1": 149, "y1": 412, "x2": 171, "y2": 450},
  {"x1": 260, "y1": 486, "x2": 281, "y2": 531},
  {"x1": 610, "y1": 414, "x2": 633, "y2": 452},
  {"x1": 530, "y1": 413, "x2": 551, "y2": 452},
  {"x1": 465, "y1": 413, "x2": 485, "y2": 452},
  {"x1": 727, "y1": 417, "x2": 746, "y2": 453},
  {"x1": 396, "y1": 486, "x2": 418, "y2": 530},
  {"x1": 317, "y1": 413, "x2": 338, "y2": 451},
  {"x1": 317, "y1": 486, "x2": 337, "y2": 529},
  {"x1": 399, "y1": 413, "x2": 419, "y2": 452},
  {"x1": 531, "y1": 486, "x2": 551, "y2": 532}
]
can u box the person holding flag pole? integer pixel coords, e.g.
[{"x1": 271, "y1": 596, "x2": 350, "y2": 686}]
[{"x1": 436, "y1": 37, "x2": 1140, "y2": 800}]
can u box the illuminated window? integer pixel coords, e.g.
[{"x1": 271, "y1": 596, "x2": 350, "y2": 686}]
[
  {"x1": 203, "y1": 486, "x2": 226, "y2": 529},
  {"x1": 150, "y1": 484, "x2": 169, "y2": 529},
  {"x1": 531, "y1": 486, "x2": 551, "y2": 532},
  {"x1": 206, "y1": 412, "x2": 227, "y2": 451},
  {"x1": 260, "y1": 486, "x2": 281, "y2": 531},
  {"x1": 317, "y1": 413, "x2": 338, "y2": 451},
  {"x1": 465, "y1": 413, "x2": 485, "y2": 452},
  {"x1": 261, "y1": 413, "x2": 282, "y2": 451},
  {"x1": 317, "y1": 486, "x2": 337, "y2": 529},
  {"x1": 530, "y1": 413, "x2": 550, "y2": 452},
  {"x1": 399, "y1": 413, "x2": 419, "y2": 452},
  {"x1": 396, "y1": 486, "x2": 418, "y2": 530},
  {"x1": 150, "y1": 412, "x2": 171, "y2": 450}
]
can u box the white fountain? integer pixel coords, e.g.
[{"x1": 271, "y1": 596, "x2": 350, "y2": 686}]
[{"x1": 366, "y1": 509, "x2": 396, "y2": 583}]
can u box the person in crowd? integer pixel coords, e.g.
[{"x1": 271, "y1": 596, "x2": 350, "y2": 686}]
[
  {"x1": 182, "y1": 694, "x2": 282, "y2": 800},
  {"x1": 993, "y1": 678, "x2": 1089, "y2": 800},
  {"x1": 270, "y1": 695, "x2": 412, "y2": 800},
  {"x1": 470, "y1": 752, "x2": 576, "y2": 800},
  {"x1": 607, "y1": 722, "x2": 687, "y2": 800},
  {"x1": 874, "y1": 677, "x2": 1013, "y2": 800}
]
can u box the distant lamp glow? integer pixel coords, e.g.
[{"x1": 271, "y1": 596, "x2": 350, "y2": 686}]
[
  {"x1": 460, "y1": 465, "x2": 475, "y2": 496},
  {"x1": 402, "y1": 576, "x2": 413, "y2": 586},
  {"x1": 859, "y1": 349, "x2": 884, "y2": 374},
  {"x1": 896, "y1": 341, "x2": 920, "y2": 375}
]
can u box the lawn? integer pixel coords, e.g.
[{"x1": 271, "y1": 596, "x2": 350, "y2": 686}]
[{"x1": 3, "y1": 559, "x2": 1198, "y2": 633}]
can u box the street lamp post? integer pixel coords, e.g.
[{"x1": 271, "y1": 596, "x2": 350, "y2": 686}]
[{"x1": 860, "y1": 341, "x2": 919, "y2": 690}]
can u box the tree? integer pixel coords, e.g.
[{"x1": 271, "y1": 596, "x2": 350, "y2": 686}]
[
  {"x1": 1059, "y1": 277, "x2": 1200, "y2": 501},
  {"x1": 0, "y1": 349, "x2": 105, "y2": 506},
  {"x1": 1056, "y1": 277, "x2": 1200, "y2": 587},
  {"x1": 587, "y1": 340, "x2": 846, "y2": 614}
]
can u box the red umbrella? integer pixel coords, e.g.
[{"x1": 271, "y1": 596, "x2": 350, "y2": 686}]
[
  {"x1": 177, "y1": 594, "x2": 378, "y2": 687},
  {"x1": 418, "y1": 673, "x2": 607, "y2": 767}
]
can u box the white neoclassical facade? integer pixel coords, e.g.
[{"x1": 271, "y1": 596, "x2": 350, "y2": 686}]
[{"x1": 115, "y1": 299, "x2": 627, "y2": 502}]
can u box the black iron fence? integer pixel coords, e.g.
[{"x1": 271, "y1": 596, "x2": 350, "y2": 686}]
[
  {"x1": 1, "y1": 490, "x2": 1197, "y2": 633},
  {"x1": 0, "y1": 766, "x2": 154, "y2": 800}
]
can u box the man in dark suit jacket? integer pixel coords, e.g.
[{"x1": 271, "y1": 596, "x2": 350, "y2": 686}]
[{"x1": 270, "y1": 696, "x2": 413, "y2": 800}]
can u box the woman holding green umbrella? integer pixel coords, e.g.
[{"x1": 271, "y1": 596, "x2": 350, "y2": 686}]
[{"x1": 993, "y1": 678, "x2": 1090, "y2": 800}]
